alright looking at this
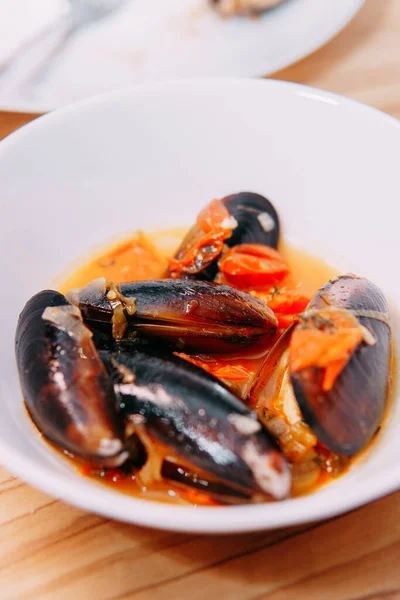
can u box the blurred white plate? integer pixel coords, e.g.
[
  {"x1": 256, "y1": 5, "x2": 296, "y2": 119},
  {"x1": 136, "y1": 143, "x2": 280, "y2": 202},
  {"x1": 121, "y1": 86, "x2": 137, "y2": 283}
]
[
  {"x1": 0, "y1": 79, "x2": 399, "y2": 533},
  {"x1": 0, "y1": 0, "x2": 364, "y2": 113}
]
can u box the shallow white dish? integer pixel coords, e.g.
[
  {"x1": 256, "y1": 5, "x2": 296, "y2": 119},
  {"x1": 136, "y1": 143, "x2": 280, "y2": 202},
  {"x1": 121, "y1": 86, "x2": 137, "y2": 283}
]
[
  {"x1": 0, "y1": 79, "x2": 399, "y2": 534},
  {"x1": 0, "y1": 0, "x2": 364, "y2": 113}
]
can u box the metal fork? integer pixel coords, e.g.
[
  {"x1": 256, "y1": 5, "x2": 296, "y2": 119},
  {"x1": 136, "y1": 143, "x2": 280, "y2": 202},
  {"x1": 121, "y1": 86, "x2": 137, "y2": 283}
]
[{"x1": 0, "y1": 0, "x2": 130, "y2": 89}]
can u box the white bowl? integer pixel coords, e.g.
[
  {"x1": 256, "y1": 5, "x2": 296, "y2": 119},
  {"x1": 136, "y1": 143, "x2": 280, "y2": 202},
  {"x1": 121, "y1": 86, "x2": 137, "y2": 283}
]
[{"x1": 1, "y1": 80, "x2": 399, "y2": 534}]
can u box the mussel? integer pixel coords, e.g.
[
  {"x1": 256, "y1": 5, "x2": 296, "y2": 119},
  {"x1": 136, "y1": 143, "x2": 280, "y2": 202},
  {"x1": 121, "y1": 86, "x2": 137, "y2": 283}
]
[
  {"x1": 222, "y1": 192, "x2": 280, "y2": 249},
  {"x1": 14, "y1": 195, "x2": 391, "y2": 505},
  {"x1": 15, "y1": 291, "x2": 128, "y2": 466},
  {"x1": 250, "y1": 275, "x2": 391, "y2": 457},
  {"x1": 101, "y1": 347, "x2": 291, "y2": 501},
  {"x1": 67, "y1": 277, "x2": 278, "y2": 354},
  {"x1": 289, "y1": 274, "x2": 391, "y2": 456},
  {"x1": 15, "y1": 289, "x2": 290, "y2": 502},
  {"x1": 166, "y1": 192, "x2": 280, "y2": 280}
]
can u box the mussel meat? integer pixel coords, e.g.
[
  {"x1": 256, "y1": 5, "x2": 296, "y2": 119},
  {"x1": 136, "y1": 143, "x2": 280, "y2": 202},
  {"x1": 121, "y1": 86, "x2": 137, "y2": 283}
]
[
  {"x1": 15, "y1": 291, "x2": 128, "y2": 466},
  {"x1": 67, "y1": 277, "x2": 278, "y2": 354}
]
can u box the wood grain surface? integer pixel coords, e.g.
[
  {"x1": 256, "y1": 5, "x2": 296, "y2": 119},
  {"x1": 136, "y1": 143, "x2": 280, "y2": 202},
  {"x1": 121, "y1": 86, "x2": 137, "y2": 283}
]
[{"x1": 1, "y1": 0, "x2": 400, "y2": 598}]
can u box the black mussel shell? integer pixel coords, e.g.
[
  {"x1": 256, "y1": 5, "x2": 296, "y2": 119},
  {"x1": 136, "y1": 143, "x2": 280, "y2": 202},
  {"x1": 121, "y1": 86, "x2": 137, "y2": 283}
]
[
  {"x1": 290, "y1": 275, "x2": 391, "y2": 456},
  {"x1": 101, "y1": 347, "x2": 291, "y2": 500},
  {"x1": 70, "y1": 278, "x2": 278, "y2": 354},
  {"x1": 222, "y1": 192, "x2": 280, "y2": 250},
  {"x1": 15, "y1": 290, "x2": 128, "y2": 466}
]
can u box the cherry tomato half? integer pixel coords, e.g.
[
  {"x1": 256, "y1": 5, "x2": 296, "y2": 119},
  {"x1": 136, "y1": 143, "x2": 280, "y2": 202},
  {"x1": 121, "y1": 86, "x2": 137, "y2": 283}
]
[{"x1": 219, "y1": 244, "x2": 289, "y2": 288}]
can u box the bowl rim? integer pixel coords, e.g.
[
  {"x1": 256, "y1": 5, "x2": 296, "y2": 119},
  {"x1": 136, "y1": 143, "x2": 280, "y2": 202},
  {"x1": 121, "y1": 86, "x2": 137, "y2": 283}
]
[
  {"x1": 1, "y1": 77, "x2": 400, "y2": 151},
  {"x1": 1, "y1": 78, "x2": 399, "y2": 534}
]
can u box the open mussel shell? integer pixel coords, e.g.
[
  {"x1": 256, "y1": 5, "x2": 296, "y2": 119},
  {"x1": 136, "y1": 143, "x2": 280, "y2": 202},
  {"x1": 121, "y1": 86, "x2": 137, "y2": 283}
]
[
  {"x1": 222, "y1": 192, "x2": 280, "y2": 250},
  {"x1": 15, "y1": 290, "x2": 128, "y2": 467},
  {"x1": 70, "y1": 278, "x2": 278, "y2": 354},
  {"x1": 290, "y1": 275, "x2": 391, "y2": 456},
  {"x1": 101, "y1": 347, "x2": 291, "y2": 501},
  {"x1": 168, "y1": 191, "x2": 280, "y2": 281}
]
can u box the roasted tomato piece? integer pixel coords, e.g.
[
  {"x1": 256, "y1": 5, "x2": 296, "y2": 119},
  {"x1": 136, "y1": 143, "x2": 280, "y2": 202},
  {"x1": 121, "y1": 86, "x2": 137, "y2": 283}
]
[
  {"x1": 219, "y1": 244, "x2": 289, "y2": 288},
  {"x1": 167, "y1": 199, "x2": 236, "y2": 278},
  {"x1": 251, "y1": 288, "x2": 310, "y2": 330}
]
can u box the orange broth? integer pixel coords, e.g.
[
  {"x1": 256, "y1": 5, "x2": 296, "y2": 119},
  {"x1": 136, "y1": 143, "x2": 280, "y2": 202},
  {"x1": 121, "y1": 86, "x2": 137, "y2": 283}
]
[{"x1": 59, "y1": 229, "x2": 352, "y2": 505}]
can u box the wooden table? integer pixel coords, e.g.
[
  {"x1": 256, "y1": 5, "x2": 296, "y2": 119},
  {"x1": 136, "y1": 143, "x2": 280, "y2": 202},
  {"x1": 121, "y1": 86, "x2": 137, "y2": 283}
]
[{"x1": 1, "y1": 1, "x2": 399, "y2": 597}]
